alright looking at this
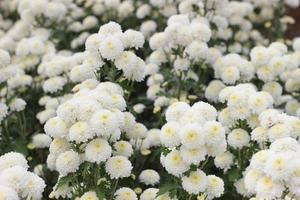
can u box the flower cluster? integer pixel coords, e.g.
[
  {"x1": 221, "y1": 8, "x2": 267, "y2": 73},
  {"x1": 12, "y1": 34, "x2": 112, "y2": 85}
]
[
  {"x1": 0, "y1": 152, "x2": 45, "y2": 199},
  {"x1": 242, "y1": 137, "x2": 300, "y2": 199},
  {"x1": 159, "y1": 101, "x2": 225, "y2": 199}
]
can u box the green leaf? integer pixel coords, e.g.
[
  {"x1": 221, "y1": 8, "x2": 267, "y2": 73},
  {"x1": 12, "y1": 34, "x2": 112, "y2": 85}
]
[
  {"x1": 157, "y1": 183, "x2": 177, "y2": 196},
  {"x1": 227, "y1": 168, "x2": 241, "y2": 182},
  {"x1": 57, "y1": 175, "x2": 75, "y2": 188}
]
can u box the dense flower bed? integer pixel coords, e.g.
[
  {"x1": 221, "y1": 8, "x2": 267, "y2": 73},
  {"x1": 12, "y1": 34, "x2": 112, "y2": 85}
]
[{"x1": 0, "y1": 0, "x2": 300, "y2": 199}]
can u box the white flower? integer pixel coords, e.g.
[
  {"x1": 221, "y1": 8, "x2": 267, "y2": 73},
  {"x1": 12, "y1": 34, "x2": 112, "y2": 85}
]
[
  {"x1": 122, "y1": 29, "x2": 144, "y2": 49},
  {"x1": 160, "y1": 122, "x2": 181, "y2": 148},
  {"x1": 165, "y1": 102, "x2": 190, "y2": 122},
  {"x1": 85, "y1": 138, "x2": 112, "y2": 164},
  {"x1": 0, "y1": 152, "x2": 28, "y2": 171},
  {"x1": 255, "y1": 176, "x2": 284, "y2": 199},
  {"x1": 0, "y1": 185, "x2": 18, "y2": 200},
  {"x1": 227, "y1": 129, "x2": 250, "y2": 149},
  {"x1": 90, "y1": 109, "x2": 119, "y2": 137},
  {"x1": 69, "y1": 121, "x2": 94, "y2": 143},
  {"x1": 98, "y1": 21, "x2": 122, "y2": 36},
  {"x1": 113, "y1": 141, "x2": 133, "y2": 157},
  {"x1": 32, "y1": 134, "x2": 52, "y2": 148},
  {"x1": 99, "y1": 36, "x2": 124, "y2": 60},
  {"x1": 182, "y1": 169, "x2": 208, "y2": 194},
  {"x1": 79, "y1": 191, "x2": 99, "y2": 200},
  {"x1": 164, "y1": 149, "x2": 189, "y2": 177},
  {"x1": 56, "y1": 150, "x2": 81, "y2": 176},
  {"x1": 174, "y1": 57, "x2": 190, "y2": 71},
  {"x1": 114, "y1": 187, "x2": 137, "y2": 200},
  {"x1": 180, "y1": 146, "x2": 207, "y2": 165},
  {"x1": 204, "y1": 121, "x2": 225, "y2": 146},
  {"x1": 179, "y1": 123, "x2": 205, "y2": 148},
  {"x1": 214, "y1": 151, "x2": 234, "y2": 171},
  {"x1": 140, "y1": 188, "x2": 159, "y2": 200},
  {"x1": 0, "y1": 49, "x2": 10, "y2": 68},
  {"x1": 139, "y1": 169, "x2": 160, "y2": 186},
  {"x1": 44, "y1": 117, "x2": 69, "y2": 138},
  {"x1": 105, "y1": 156, "x2": 132, "y2": 179},
  {"x1": 206, "y1": 175, "x2": 224, "y2": 199},
  {"x1": 264, "y1": 153, "x2": 294, "y2": 181},
  {"x1": 0, "y1": 102, "x2": 8, "y2": 122},
  {"x1": 9, "y1": 98, "x2": 26, "y2": 112}
]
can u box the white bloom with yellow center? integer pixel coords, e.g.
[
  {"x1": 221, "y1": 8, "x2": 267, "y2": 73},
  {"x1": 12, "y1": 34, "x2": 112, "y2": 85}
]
[
  {"x1": 113, "y1": 141, "x2": 133, "y2": 157},
  {"x1": 105, "y1": 156, "x2": 132, "y2": 179},
  {"x1": 44, "y1": 117, "x2": 68, "y2": 138},
  {"x1": 85, "y1": 138, "x2": 112, "y2": 164},
  {"x1": 205, "y1": 175, "x2": 224, "y2": 199},
  {"x1": 114, "y1": 187, "x2": 137, "y2": 200},
  {"x1": 164, "y1": 150, "x2": 189, "y2": 177},
  {"x1": 180, "y1": 146, "x2": 207, "y2": 165},
  {"x1": 90, "y1": 109, "x2": 119, "y2": 137},
  {"x1": 255, "y1": 176, "x2": 284, "y2": 200},
  {"x1": 69, "y1": 121, "x2": 94, "y2": 143},
  {"x1": 182, "y1": 169, "x2": 208, "y2": 194},
  {"x1": 99, "y1": 36, "x2": 124, "y2": 60},
  {"x1": 0, "y1": 185, "x2": 18, "y2": 200},
  {"x1": 55, "y1": 150, "x2": 81, "y2": 176},
  {"x1": 250, "y1": 127, "x2": 268, "y2": 143},
  {"x1": 139, "y1": 169, "x2": 160, "y2": 186},
  {"x1": 204, "y1": 121, "x2": 225, "y2": 145},
  {"x1": 227, "y1": 128, "x2": 250, "y2": 149},
  {"x1": 179, "y1": 123, "x2": 205, "y2": 148},
  {"x1": 140, "y1": 188, "x2": 159, "y2": 200},
  {"x1": 79, "y1": 191, "x2": 99, "y2": 200},
  {"x1": 214, "y1": 151, "x2": 234, "y2": 171},
  {"x1": 165, "y1": 102, "x2": 190, "y2": 122},
  {"x1": 160, "y1": 122, "x2": 181, "y2": 148}
]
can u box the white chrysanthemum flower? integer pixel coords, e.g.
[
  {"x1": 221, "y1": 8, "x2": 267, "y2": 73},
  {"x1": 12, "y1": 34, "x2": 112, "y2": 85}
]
[
  {"x1": 105, "y1": 156, "x2": 132, "y2": 179},
  {"x1": 99, "y1": 36, "x2": 124, "y2": 60},
  {"x1": 227, "y1": 128, "x2": 250, "y2": 149},
  {"x1": 264, "y1": 153, "x2": 294, "y2": 181},
  {"x1": 90, "y1": 109, "x2": 119, "y2": 137},
  {"x1": 49, "y1": 138, "x2": 71, "y2": 155},
  {"x1": 192, "y1": 101, "x2": 217, "y2": 121},
  {"x1": 174, "y1": 57, "x2": 190, "y2": 71},
  {"x1": 244, "y1": 168, "x2": 263, "y2": 193},
  {"x1": 206, "y1": 175, "x2": 224, "y2": 199},
  {"x1": 164, "y1": 149, "x2": 189, "y2": 177},
  {"x1": 268, "y1": 123, "x2": 291, "y2": 142},
  {"x1": 122, "y1": 29, "x2": 144, "y2": 49},
  {"x1": 79, "y1": 191, "x2": 99, "y2": 200},
  {"x1": 269, "y1": 137, "x2": 300, "y2": 153},
  {"x1": 248, "y1": 92, "x2": 273, "y2": 114},
  {"x1": 140, "y1": 188, "x2": 159, "y2": 200},
  {"x1": 126, "y1": 122, "x2": 147, "y2": 139},
  {"x1": 250, "y1": 127, "x2": 268, "y2": 143},
  {"x1": 182, "y1": 169, "x2": 208, "y2": 194},
  {"x1": 255, "y1": 176, "x2": 284, "y2": 199},
  {"x1": 250, "y1": 150, "x2": 274, "y2": 171},
  {"x1": 9, "y1": 98, "x2": 26, "y2": 112},
  {"x1": 32, "y1": 133, "x2": 52, "y2": 148},
  {"x1": 44, "y1": 117, "x2": 68, "y2": 138},
  {"x1": 43, "y1": 76, "x2": 67, "y2": 93},
  {"x1": 221, "y1": 66, "x2": 240, "y2": 84},
  {"x1": 205, "y1": 80, "x2": 226, "y2": 103},
  {"x1": 165, "y1": 102, "x2": 190, "y2": 122},
  {"x1": 139, "y1": 169, "x2": 160, "y2": 186},
  {"x1": 160, "y1": 122, "x2": 181, "y2": 148},
  {"x1": 259, "y1": 109, "x2": 280, "y2": 128},
  {"x1": 113, "y1": 141, "x2": 133, "y2": 157},
  {"x1": 114, "y1": 187, "x2": 137, "y2": 200},
  {"x1": 0, "y1": 185, "x2": 18, "y2": 200},
  {"x1": 0, "y1": 165, "x2": 28, "y2": 191},
  {"x1": 98, "y1": 21, "x2": 122, "y2": 36},
  {"x1": 56, "y1": 150, "x2": 81, "y2": 176},
  {"x1": 180, "y1": 146, "x2": 207, "y2": 165},
  {"x1": 0, "y1": 49, "x2": 10, "y2": 68},
  {"x1": 179, "y1": 123, "x2": 205, "y2": 148},
  {"x1": 69, "y1": 121, "x2": 94, "y2": 143},
  {"x1": 0, "y1": 102, "x2": 8, "y2": 122},
  {"x1": 0, "y1": 152, "x2": 28, "y2": 171},
  {"x1": 204, "y1": 121, "x2": 225, "y2": 146},
  {"x1": 19, "y1": 173, "x2": 46, "y2": 200},
  {"x1": 214, "y1": 151, "x2": 234, "y2": 171},
  {"x1": 85, "y1": 138, "x2": 112, "y2": 164},
  {"x1": 185, "y1": 41, "x2": 208, "y2": 60}
]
